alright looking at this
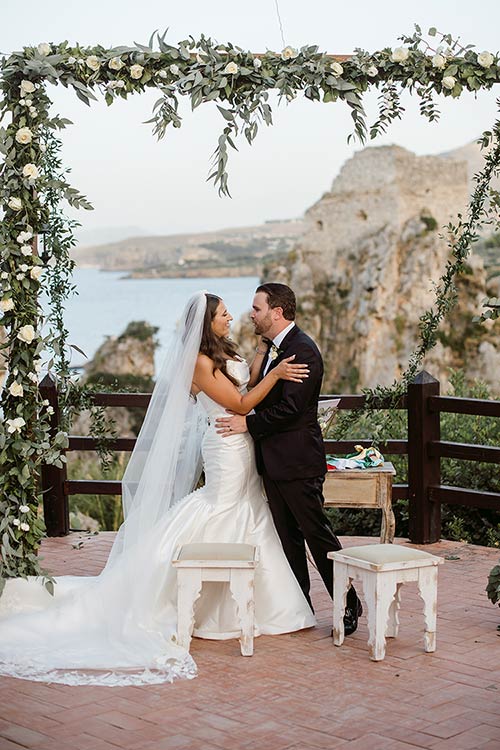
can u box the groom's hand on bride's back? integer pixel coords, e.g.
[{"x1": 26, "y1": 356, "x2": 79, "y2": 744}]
[{"x1": 216, "y1": 413, "x2": 247, "y2": 437}]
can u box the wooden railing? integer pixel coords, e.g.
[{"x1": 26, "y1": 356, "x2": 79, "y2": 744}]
[{"x1": 39, "y1": 370, "x2": 500, "y2": 543}]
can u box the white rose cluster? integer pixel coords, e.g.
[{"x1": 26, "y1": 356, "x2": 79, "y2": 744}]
[
  {"x1": 6, "y1": 417, "x2": 26, "y2": 434},
  {"x1": 223, "y1": 62, "x2": 239, "y2": 75},
  {"x1": 477, "y1": 51, "x2": 494, "y2": 69},
  {"x1": 86, "y1": 56, "x2": 101, "y2": 72},
  {"x1": 1, "y1": 298, "x2": 14, "y2": 312},
  {"x1": 281, "y1": 46, "x2": 298, "y2": 61},
  {"x1": 9, "y1": 381, "x2": 24, "y2": 397},
  {"x1": 22, "y1": 163, "x2": 40, "y2": 182},
  {"x1": 108, "y1": 57, "x2": 124, "y2": 71},
  {"x1": 431, "y1": 54, "x2": 446, "y2": 70},
  {"x1": 442, "y1": 76, "x2": 456, "y2": 90},
  {"x1": 15, "y1": 127, "x2": 33, "y2": 145},
  {"x1": 130, "y1": 64, "x2": 144, "y2": 79},
  {"x1": 391, "y1": 47, "x2": 409, "y2": 63},
  {"x1": 17, "y1": 324, "x2": 36, "y2": 344},
  {"x1": 8, "y1": 197, "x2": 22, "y2": 211}
]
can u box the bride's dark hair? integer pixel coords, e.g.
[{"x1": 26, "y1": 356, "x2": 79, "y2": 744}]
[{"x1": 200, "y1": 294, "x2": 240, "y2": 386}]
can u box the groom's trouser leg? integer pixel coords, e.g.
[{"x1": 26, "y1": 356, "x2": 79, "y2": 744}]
[
  {"x1": 263, "y1": 474, "x2": 312, "y2": 608},
  {"x1": 263, "y1": 475, "x2": 359, "y2": 610}
]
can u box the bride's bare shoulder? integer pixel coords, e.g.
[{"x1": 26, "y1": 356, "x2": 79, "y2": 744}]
[{"x1": 195, "y1": 353, "x2": 214, "y2": 373}]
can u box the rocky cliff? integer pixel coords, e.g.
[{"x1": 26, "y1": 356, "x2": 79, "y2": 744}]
[{"x1": 249, "y1": 145, "x2": 499, "y2": 394}]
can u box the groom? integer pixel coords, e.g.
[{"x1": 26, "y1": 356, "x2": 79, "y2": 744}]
[{"x1": 216, "y1": 282, "x2": 362, "y2": 634}]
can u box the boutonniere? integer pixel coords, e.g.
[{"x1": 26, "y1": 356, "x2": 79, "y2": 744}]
[{"x1": 268, "y1": 343, "x2": 282, "y2": 361}]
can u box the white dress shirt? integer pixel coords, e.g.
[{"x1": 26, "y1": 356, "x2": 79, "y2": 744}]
[{"x1": 262, "y1": 322, "x2": 295, "y2": 377}]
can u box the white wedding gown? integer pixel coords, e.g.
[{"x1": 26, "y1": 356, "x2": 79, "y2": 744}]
[{"x1": 0, "y1": 359, "x2": 315, "y2": 686}]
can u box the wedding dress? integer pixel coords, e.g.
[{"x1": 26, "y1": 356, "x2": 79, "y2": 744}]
[{"x1": 0, "y1": 294, "x2": 315, "y2": 687}]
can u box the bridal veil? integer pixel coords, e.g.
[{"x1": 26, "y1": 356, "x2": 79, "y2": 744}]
[{"x1": 0, "y1": 291, "x2": 208, "y2": 685}]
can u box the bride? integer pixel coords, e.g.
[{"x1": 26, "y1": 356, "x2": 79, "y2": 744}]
[{"x1": 0, "y1": 291, "x2": 316, "y2": 686}]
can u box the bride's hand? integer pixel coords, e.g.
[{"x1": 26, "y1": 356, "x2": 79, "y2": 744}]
[{"x1": 273, "y1": 355, "x2": 309, "y2": 383}]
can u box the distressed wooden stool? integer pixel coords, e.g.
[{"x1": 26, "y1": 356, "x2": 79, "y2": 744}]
[
  {"x1": 328, "y1": 544, "x2": 444, "y2": 661},
  {"x1": 172, "y1": 542, "x2": 259, "y2": 656}
]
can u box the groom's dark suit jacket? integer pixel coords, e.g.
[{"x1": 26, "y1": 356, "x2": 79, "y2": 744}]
[{"x1": 246, "y1": 325, "x2": 327, "y2": 481}]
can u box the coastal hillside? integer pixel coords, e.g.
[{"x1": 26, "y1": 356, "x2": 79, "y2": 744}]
[{"x1": 71, "y1": 219, "x2": 305, "y2": 277}]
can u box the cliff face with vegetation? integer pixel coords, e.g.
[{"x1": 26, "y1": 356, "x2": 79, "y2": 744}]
[{"x1": 251, "y1": 145, "x2": 499, "y2": 394}]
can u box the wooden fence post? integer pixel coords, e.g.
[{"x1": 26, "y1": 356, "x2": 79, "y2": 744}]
[
  {"x1": 407, "y1": 370, "x2": 441, "y2": 543},
  {"x1": 39, "y1": 373, "x2": 69, "y2": 536}
]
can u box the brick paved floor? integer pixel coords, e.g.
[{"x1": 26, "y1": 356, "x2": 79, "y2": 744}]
[{"x1": 0, "y1": 533, "x2": 499, "y2": 750}]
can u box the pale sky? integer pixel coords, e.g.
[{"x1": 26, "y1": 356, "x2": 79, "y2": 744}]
[{"x1": 1, "y1": 0, "x2": 500, "y2": 240}]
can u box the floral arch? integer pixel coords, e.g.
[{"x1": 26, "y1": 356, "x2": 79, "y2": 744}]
[{"x1": 0, "y1": 26, "x2": 499, "y2": 583}]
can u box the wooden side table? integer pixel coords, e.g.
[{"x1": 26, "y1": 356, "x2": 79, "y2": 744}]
[{"x1": 323, "y1": 462, "x2": 396, "y2": 543}]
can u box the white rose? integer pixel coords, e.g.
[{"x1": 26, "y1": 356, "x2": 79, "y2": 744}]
[
  {"x1": 20, "y1": 523, "x2": 30, "y2": 532},
  {"x1": 130, "y1": 64, "x2": 144, "y2": 79},
  {"x1": 25, "y1": 99, "x2": 33, "y2": 106},
  {"x1": 108, "y1": 56, "x2": 124, "y2": 71},
  {"x1": 19, "y1": 99, "x2": 26, "y2": 106},
  {"x1": 29, "y1": 107, "x2": 37, "y2": 117},
  {"x1": 158, "y1": 69, "x2": 168, "y2": 78},
  {"x1": 223, "y1": 61, "x2": 239, "y2": 75},
  {"x1": 19, "y1": 505, "x2": 30, "y2": 513},
  {"x1": 115, "y1": 80, "x2": 125, "y2": 89},
  {"x1": 8, "y1": 197, "x2": 22, "y2": 211},
  {"x1": 0, "y1": 298, "x2": 14, "y2": 312},
  {"x1": 19, "y1": 264, "x2": 29, "y2": 272},
  {"x1": 42, "y1": 399, "x2": 49, "y2": 406},
  {"x1": 169, "y1": 64, "x2": 179, "y2": 75},
  {"x1": 17, "y1": 324, "x2": 36, "y2": 343},
  {"x1": 9, "y1": 381, "x2": 24, "y2": 397},
  {"x1": 15, "y1": 127, "x2": 33, "y2": 145},
  {"x1": 442, "y1": 75, "x2": 456, "y2": 90},
  {"x1": 67, "y1": 56, "x2": 76, "y2": 65},
  {"x1": 281, "y1": 46, "x2": 298, "y2": 61},
  {"x1": 16, "y1": 273, "x2": 25, "y2": 280},
  {"x1": 6, "y1": 417, "x2": 26, "y2": 433},
  {"x1": 86, "y1": 56, "x2": 101, "y2": 72},
  {"x1": 20, "y1": 79, "x2": 36, "y2": 95},
  {"x1": 1, "y1": 272, "x2": 9, "y2": 279},
  {"x1": 21, "y1": 245, "x2": 32, "y2": 256},
  {"x1": 37, "y1": 43, "x2": 51, "y2": 56},
  {"x1": 253, "y1": 58, "x2": 262, "y2": 69},
  {"x1": 330, "y1": 61, "x2": 344, "y2": 76},
  {"x1": 22, "y1": 163, "x2": 40, "y2": 181},
  {"x1": 367, "y1": 65, "x2": 378, "y2": 77},
  {"x1": 391, "y1": 46, "x2": 409, "y2": 63},
  {"x1": 28, "y1": 372, "x2": 38, "y2": 383},
  {"x1": 13, "y1": 519, "x2": 20, "y2": 527},
  {"x1": 30, "y1": 266, "x2": 42, "y2": 280},
  {"x1": 477, "y1": 51, "x2": 494, "y2": 69},
  {"x1": 17, "y1": 230, "x2": 33, "y2": 244},
  {"x1": 47, "y1": 405, "x2": 54, "y2": 415},
  {"x1": 431, "y1": 54, "x2": 446, "y2": 70}
]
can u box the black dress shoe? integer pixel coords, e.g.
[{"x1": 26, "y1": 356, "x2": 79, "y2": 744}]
[{"x1": 343, "y1": 600, "x2": 363, "y2": 636}]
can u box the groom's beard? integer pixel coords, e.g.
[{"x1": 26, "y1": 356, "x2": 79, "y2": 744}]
[{"x1": 253, "y1": 314, "x2": 273, "y2": 337}]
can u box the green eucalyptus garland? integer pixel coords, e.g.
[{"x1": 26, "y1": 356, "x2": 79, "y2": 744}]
[{"x1": 0, "y1": 25, "x2": 499, "y2": 579}]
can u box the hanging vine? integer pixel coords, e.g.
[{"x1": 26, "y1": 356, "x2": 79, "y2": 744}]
[{"x1": 0, "y1": 25, "x2": 499, "y2": 578}]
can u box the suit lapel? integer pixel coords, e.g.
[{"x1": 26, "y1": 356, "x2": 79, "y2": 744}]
[{"x1": 264, "y1": 325, "x2": 301, "y2": 375}]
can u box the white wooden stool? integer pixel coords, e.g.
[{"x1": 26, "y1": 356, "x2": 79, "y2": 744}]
[
  {"x1": 328, "y1": 544, "x2": 444, "y2": 661},
  {"x1": 172, "y1": 542, "x2": 259, "y2": 656}
]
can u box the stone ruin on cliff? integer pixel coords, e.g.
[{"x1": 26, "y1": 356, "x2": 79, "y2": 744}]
[{"x1": 251, "y1": 145, "x2": 499, "y2": 394}]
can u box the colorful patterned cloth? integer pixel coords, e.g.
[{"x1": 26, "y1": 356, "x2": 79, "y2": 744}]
[{"x1": 326, "y1": 445, "x2": 384, "y2": 471}]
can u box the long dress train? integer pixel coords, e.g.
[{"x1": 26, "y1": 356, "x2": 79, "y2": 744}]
[{"x1": 0, "y1": 358, "x2": 314, "y2": 686}]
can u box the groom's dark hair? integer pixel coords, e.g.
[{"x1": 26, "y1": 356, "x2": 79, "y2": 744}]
[{"x1": 256, "y1": 283, "x2": 296, "y2": 321}]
